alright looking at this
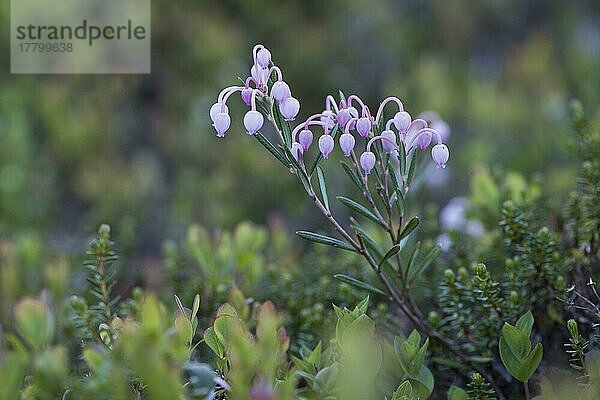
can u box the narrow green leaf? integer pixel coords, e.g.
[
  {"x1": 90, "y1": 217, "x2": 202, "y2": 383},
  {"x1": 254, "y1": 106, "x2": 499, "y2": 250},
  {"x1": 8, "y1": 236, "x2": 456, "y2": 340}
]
[
  {"x1": 337, "y1": 196, "x2": 386, "y2": 227},
  {"x1": 379, "y1": 244, "x2": 401, "y2": 269},
  {"x1": 282, "y1": 143, "x2": 305, "y2": 173},
  {"x1": 316, "y1": 165, "x2": 329, "y2": 210},
  {"x1": 271, "y1": 99, "x2": 292, "y2": 147},
  {"x1": 407, "y1": 244, "x2": 440, "y2": 283},
  {"x1": 296, "y1": 231, "x2": 356, "y2": 252},
  {"x1": 192, "y1": 294, "x2": 201, "y2": 320},
  {"x1": 406, "y1": 149, "x2": 418, "y2": 187},
  {"x1": 334, "y1": 274, "x2": 386, "y2": 296},
  {"x1": 254, "y1": 132, "x2": 290, "y2": 168},
  {"x1": 387, "y1": 160, "x2": 404, "y2": 198},
  {"x1": 282, "y1": 145, "x2": 311, "y2": 193},
  {"x1": 341, "y1": 160, "x2": 363, "y2": 191},
  {"x1": 399, "y1": 216, "x2": 419, "y2": 240},
  {"x1": 351, "y1": 219, "x2": 385, "y2": 259},
  {"x1": 404, "y1": 242, "x2": 421, "y2": 285},
  {"x1": 398, "y1": 141, "x2": 407, "y2": 175}
]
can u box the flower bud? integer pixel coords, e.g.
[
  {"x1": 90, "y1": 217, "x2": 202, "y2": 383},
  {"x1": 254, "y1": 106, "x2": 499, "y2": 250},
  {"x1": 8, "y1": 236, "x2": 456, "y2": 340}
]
[
  {"x1": 393, "y1": 111, "x2": 411, "y2": 133},
  {"x1": 256, "y1": 48, "x2": 272, "y2": 68},
  {"x1": 213, "y1": 112, "x2": 231, "y2": 137},
  {"x1": 291, "y1": 142, "x2": 304, "y2": 162},
  {"x1": 210, "y1": 102, "x2": 228, "y2": 122},
  {"x1": 360, "y1": 151, "x2": 376, "y2": 174},
  {"x1": 271, "y1": 81, "x2": 291, "y2": 104},
  {"x1": 337, "y1": 108, "x2": 351, "y2": 128},
  {"x1": 241, "y1": 88, "x2": 253, "y2": 107},
  {"x1": 298, "y1": 129, "x2": 313, "y2": 151},
  {"x1": 243, "y1": 110, "x2": 264, "y2": 135},
  {"x1": 279, "y1": 97, "x2": 300, "y2": 121},
  {"x1": 567, "y1": 319, "x2": 578, "y2": 338},
  {"x1": 356, "y1": 117, "x2": 372, "y2": 137},
  {"x1": 381, "y1": 130, "x2": 397, "y2": 153},
  {"x1": 428, "y1": 311, "x2": 439, "y2": 325},
  {"x1": 318, "y1": 134, "x2": 334, "y2": 159},
  {"x1": 418, "y1": 131, "x2": 432, "y2": 149},
  {"x1": 251, "y1": 65, "x2": 269, "y2": 86},
  {"x1": 431, "y1": 143, "x2": 449, "y2": 168},
  {"x1": 321, "y1": 110, "x2": 335, "y2": 130},
  {"x1": 339, "y1": 133, "x2": 355, "y2": 157}
]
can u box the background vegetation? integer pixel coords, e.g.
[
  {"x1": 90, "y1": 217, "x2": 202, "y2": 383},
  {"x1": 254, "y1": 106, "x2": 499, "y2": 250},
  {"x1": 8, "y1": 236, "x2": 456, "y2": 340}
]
[{"x1": 0, "y1": 1, "x2": 599, "y2": 399}]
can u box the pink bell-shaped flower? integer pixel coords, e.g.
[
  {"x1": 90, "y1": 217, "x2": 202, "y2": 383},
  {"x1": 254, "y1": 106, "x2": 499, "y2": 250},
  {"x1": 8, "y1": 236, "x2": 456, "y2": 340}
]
[
  {"x1": 393, "y1": 111, "x2": 411, "y2": 134},
  {"x1": 431, "y1": 144, "x2": 449, "y2": 168},
  {"x1": 381, "y1": 130, "x2": 397, "y2": 153},
  {"x1": 298, "y1": 129, "x2": 313, "y2": 152},
  {"x1": 243, "y1": 110, "x2": 264, "y2": 135},
  {"x1": 339, "y1": 133, "x2": 355, "y2": 157},
  {"x1": 213, "y1": 112, "x2": 231, "y2": 137},
  {"x1": 360, "y1": 151, "x2": 376, "y2": 174},
  {"x1": 279, "y1": 97, "x2": 300, "y2": 121},
  {"x1": 256, "y1": 48, "x2": 271, "y2": 68},
  {"x1": 318, "y1": 135, "x2": 335, "y2": 159},
  {"x1": 210, "y1": 102, "x2": 229, "y2": 122},
  {"x1": 356, "y1": 117, "x2": 372, "y2": 137},
  {"x1": 271, "y1": 81, "x2": 291, "y2": 104}
]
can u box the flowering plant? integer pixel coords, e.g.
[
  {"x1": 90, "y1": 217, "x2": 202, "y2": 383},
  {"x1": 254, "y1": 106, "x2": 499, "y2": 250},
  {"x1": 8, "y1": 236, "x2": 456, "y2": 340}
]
[{"x1": 208, "y1": 44, "x2": 518, "y2": 394}]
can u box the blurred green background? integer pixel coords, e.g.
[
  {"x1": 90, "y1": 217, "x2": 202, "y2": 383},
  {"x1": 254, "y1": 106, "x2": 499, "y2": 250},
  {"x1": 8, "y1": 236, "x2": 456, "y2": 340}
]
[{"x1": 0, "y1": 0, "x2": 598, "y2": 262}]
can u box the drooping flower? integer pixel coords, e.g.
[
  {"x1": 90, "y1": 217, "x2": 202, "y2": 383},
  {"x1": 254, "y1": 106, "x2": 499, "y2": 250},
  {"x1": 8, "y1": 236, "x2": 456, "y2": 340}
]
[
  {"x1": 210, "y1": 102, "x2": 228, "y2": 122},
  {"x1": 418, "y1": 130, "x2": 432, "y2": 149},
  {"x1": 337, "y1": 108, "x2": 351, "y2": 128},
  {"x1": 356, "y1": 116, "x2": 371, "y2": 137},
  {"x1": 256, "y1": 48, "x2": 272, "y2": 68},
  {"x1": 393, "y1": 111, "x2": 411, "y2": 134},
  {"x1": 360, "y1": 151, "x2": 376, "y2": 174},
  {"x1": 241, "y1": 88, "x2": 253, "y2": 107},
  {"x1": 271, "y1": 81, "x2": 291, "y2": 104},
  {"x1": 291, "y1": 142, "x2": 304, "y2": 162},
  {"x1": 431, "y1": 143, "x2": 449, "y2": 168},
  {"x1": 320, "y1": 110, "x2": 336, "y2": 130},
  {"x1": 279, "y1": 97, "x2": 300, "y2": 121},
  {"x1": 381, "y1": 130, "x2": 397, "y2": 153},
  {"x1": 243, "y1": 110, "x2": 264, "y2": 135},
  {"x1": 213, "y1": 112, "x2": 231, "y2": 137},
  {"x1": 339, "y1": 133, "x2": 355, "y2": 156},
  {"x1": 251, "y1": 65, "x2": 269, "y2": 86},
  {"x1": 318, "y1": 135, "x2": 334, "y2": 159},
  {"x1": 298, "y1": 129, "x2": 313, "y2": 152}
]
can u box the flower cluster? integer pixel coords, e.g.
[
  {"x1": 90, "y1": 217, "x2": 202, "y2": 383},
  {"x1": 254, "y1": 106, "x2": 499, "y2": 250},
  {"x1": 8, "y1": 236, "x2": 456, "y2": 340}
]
[
  {"x1": 211, "y1": 44, "x2": 449, "y2": 172},
  {"x1": 209, "y1": 44, "x2": 300, "y2": 138}
]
